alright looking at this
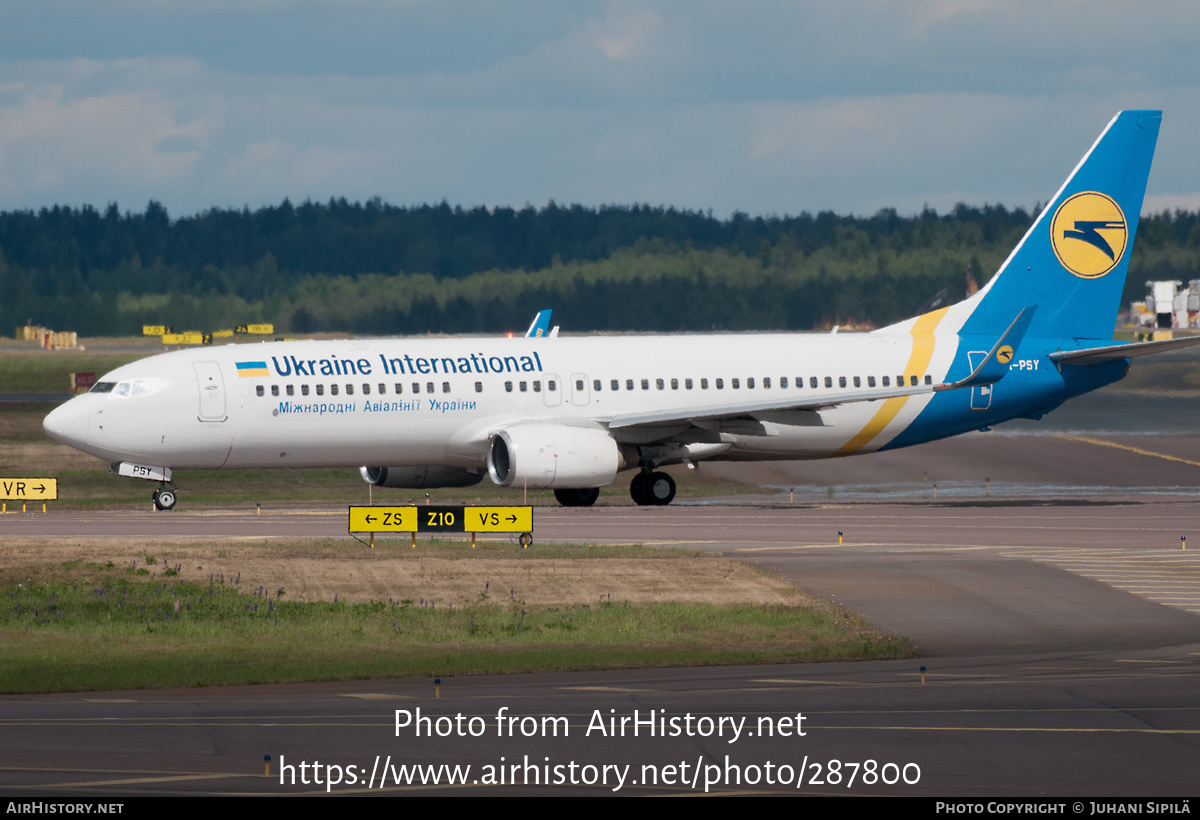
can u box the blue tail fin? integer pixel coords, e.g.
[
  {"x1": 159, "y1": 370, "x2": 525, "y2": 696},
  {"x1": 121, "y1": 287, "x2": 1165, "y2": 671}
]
[
  {"x1": 525, "y1": 309, "x2": 553, "y2": 338},
  {"x1": 961, "y1": 111, "x2": 1161, "y2": 340}
]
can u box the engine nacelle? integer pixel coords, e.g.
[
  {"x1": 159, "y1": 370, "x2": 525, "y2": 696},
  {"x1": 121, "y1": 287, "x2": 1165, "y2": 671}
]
[
  {"x1": 359, "y1": 465, "x2": 484, "y2": 489},
  {"x1": 486, "y1": 424, "x2": 632, "y2": 488}
]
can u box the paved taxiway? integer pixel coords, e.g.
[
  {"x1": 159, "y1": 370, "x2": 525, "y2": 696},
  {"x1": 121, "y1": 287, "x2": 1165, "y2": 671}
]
[
  {"x1": 3, "y1": 498, "x2": 1200, "y2": 795},
  {"x1": 4, "y1": 421, "x2": 1200, "y2": 795}
]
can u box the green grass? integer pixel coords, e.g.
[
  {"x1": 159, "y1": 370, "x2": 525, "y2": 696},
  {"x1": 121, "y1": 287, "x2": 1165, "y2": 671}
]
[
  {"x1": 0, "y1": 562, "x2": 912, "y2": 693},
  {"x1": 0, "y1": 352, "x2": 146, "y2": 394}
]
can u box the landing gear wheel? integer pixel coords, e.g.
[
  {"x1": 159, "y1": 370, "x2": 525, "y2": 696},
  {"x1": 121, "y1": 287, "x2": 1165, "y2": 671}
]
[
  {"x1": 554, "y1": 487, "x2": 600, "y2": 507},
  {"x1": 630, "y1": 472, "x2": 652, "y2": 505},
  {"x1": 646, "y1": 471, "x2": 676, "y2": 505},
  {"x1": 630, "y1": 471, "x2": 675, "y2": 506},
  {"x1": 152, "y1": 487, "x2": 176, "y2": 511}
]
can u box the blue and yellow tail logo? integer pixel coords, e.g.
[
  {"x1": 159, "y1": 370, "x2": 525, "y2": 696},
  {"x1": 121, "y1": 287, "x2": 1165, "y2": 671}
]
[{"x1": 1050, "y1": 191, "x2": 1128, "y2": 279}]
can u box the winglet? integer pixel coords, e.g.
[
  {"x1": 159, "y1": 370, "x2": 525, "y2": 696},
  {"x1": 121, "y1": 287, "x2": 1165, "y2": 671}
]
[{"x1": 936, "y1": 306, "x2": 1036, "y2": 392}]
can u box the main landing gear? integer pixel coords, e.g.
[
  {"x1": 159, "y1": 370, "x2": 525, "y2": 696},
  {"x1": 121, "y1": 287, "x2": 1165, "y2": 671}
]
[
  {"x1": 630, "y1": 470, "x2": 675, "y2": 506},
  {"x1": 554, "y1": 487, "x2": 600, "y2": 507},
  {"x1": 152, "y1": 483, "x2": 177, "y2": 511}
]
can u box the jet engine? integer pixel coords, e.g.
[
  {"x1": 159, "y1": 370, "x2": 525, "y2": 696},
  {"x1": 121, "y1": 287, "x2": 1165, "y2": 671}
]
[
  {"x1": 486, "y1": 424, "x2": 634, "y2": 488},
  {"x1": 359, "y1": 466, "x2": 484, "y2": 489}
]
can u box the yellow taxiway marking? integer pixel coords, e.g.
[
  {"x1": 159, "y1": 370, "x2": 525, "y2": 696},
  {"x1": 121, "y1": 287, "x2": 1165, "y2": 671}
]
[
  {"x1": 1057, "y1": 434, "x2": 1200, "y2": 468},
  {"x1": 339, "y1": 693, "x2": 412, "y2": 700}
]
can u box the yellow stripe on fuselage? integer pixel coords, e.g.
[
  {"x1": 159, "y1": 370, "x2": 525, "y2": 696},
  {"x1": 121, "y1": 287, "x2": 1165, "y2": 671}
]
[{"x1": 835, "y1": 307, "x2": 949, "y2": 456}]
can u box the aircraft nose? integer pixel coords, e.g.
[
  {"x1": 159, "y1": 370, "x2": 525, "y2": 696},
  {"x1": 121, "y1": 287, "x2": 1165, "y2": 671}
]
[{"x1": 43, "y1": 396, "x2": 89, "y2": 449}]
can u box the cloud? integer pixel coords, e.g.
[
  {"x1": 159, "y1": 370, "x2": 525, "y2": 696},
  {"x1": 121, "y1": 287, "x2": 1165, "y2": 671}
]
[
  {"x1": 1, "y1": 4, "x2": 1200, "y2": 217},
  {"x1": 0, "y1": 62, "x2": 222, "y2": 206}
]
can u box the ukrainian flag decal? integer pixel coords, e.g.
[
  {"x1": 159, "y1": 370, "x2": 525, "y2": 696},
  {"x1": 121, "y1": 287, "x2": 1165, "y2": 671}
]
[{"x1": 236, "y1": 361, "x2": 268, "y2": 377}]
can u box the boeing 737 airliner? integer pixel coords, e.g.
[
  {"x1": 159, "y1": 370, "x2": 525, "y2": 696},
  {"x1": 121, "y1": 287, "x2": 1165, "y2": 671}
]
[{"x1": 44, "y1": 111, "x2": 1191, "y2": 510}]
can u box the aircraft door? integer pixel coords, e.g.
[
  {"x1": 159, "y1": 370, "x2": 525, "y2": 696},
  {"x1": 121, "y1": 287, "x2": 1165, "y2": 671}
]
[
  {"x1": 967, "y1": 351, "x2": 992, "y2": 411},
  {"x1": 570, "y1": 373, "x2": 590, "y2": 406},
  {"x1": 543, "y1": 374, "x2": 562, "y2": 407},
  {"x1": 194, "y1": 361, "x2": 228, "y2": 421}
]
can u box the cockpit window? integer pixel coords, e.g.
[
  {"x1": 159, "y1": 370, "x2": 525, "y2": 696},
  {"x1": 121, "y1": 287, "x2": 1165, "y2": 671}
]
[{"x1": 94, "y1": 380, "x2": 160, "y2": 397}]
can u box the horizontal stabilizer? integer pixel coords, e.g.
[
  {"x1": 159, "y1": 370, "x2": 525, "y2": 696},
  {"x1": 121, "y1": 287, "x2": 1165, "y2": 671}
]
[{"x1": 1048, "y1": 334, "x2": 1200, "y2": 365}]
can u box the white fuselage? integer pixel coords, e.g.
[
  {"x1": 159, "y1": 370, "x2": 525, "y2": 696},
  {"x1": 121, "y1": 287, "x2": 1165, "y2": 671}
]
[{"x1": 45, "y1": 329, "x2": 963, "y2": 476}]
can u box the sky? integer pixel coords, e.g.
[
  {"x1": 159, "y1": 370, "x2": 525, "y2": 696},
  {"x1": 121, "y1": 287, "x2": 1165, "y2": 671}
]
[{"x1": 1, "y1": 0, "x2": 1198, "y2": 219}]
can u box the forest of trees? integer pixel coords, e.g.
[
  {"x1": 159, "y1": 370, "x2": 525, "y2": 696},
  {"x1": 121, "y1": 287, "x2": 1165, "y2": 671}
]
[{"x1": 3, "y1": 198, "x2": 1200, "y2": 336}]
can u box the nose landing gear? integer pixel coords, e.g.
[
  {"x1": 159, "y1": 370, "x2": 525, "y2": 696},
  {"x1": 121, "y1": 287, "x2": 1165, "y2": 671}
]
[{"x1": 152, "y1": 484, "x2": 177, "y2": 511}]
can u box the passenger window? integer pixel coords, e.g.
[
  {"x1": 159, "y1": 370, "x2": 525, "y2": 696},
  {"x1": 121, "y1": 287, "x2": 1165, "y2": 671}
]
[
  {"x1": 286, "y1": 385, "x2": 294, "y2": 396},
  {"x1": 747, "y1": 377, "x2": 755, "y2": 389},
  {"x1": 732, "y1": 378, "x2": 740, "y2": 389},
  {"x1": 924, "y1": 375, "x2": 932, "y2": 385},
  {"x1": 442, "y1": 382, "x2": 450, "y2": 393},
  {"x1": 612, "y1": 380, "x2": 620, "y2": 390},
  {"x1": 625, "y1": 379, "x2": 634, "y2": 390},
  {"x1": 548, "y1": 380, "x2": 557, "y2": 391},
  {"x1": 897, "y1": 375, "x2": 904, "y2": 386},
  {"x1": 655, "y1": 379, "x2": 664, "y2": 390},
  {"x1": 824, "y1": 377, "x2": 832, "y2": 388},
  {"x1": 701, "y1": 378, "x2": 709, "y2": 389},
  {"x1": 838, "y1": 377, "x2": 847, "y2": 388},
  {"x1": 810, "y1": 377, "x2": 818, "y2": 388},
  {"x1": 346, "y1": 384, "x2": 354, "y2": 395},
  {"x1": 910, "y1": 375, "x2": 918, "y2": 386},
  {"x1": 882, "y1": 376, "x2": 890, "y2": 387},
  {"x1": 379, "y1": 383, "x2": 386, "y2": 394},
  {"x1": 853, "y1": 376, "x2": 860, "y2": 387},
  {"x1": 671, "y1": 378, "x2": 679, "y2": 390},
  {"x1": 520, "y1": 381, "x2": 527, "y2": 392},
  {"x1": 533, "y1": 381, "x2": 541, "y2": 392},
  {"x1": 867, "y1": 376, "x2": 875, "y2": 387},
  {"x1": 781, "y1": 377, "x2": 788, "y2": 388},
  {"x1": 685, "y1": 378, "x2": 693, "y2": 389},
  {"x1": 330, "y1": 384, "x2": 339, "y2": 396},
  {"x1": 475, "y1": 382, "x2": 482, "y2": 392},
  {"x1": 362, "y1": 384, "x2": 370, "y2": 395},
  {"x1": 716, "y1": 379, "x2": 724, "y2": 389},
  {"x1": 763, "y1": 377, "x2": 770, "y2": 388},
  {"x1": 426, "y1": 382, "x2": 434, "y2": 394},
  {"x1": 505, "y1": 381, "x2": 513, "y2": 392},
  {"x1": 316, "y1": 384, "x2": 324, "y2": 396},
  {"x1": 301, "y1": 385, "x2": 309, "y2": 396},
  {"x1": 271, "y1": 385, "x2": 279, "y2": 396},
  {"x1": 395, "y1": 383, "x2": 404, "y2": 394},
  {"x1": 576, "y1": 379, "x2": 585, "y2": 391},
  {"x1": 256, "y1": 385, "x2": 264, "y2": 397},
  {"x1": 412, "y1": 383, "x2": 420, "y2": 394},
  {"x1": 641, "y1": 379, "x2": 649, "y2": 390},
  {"x1": 594, "y1": 380, "x2": 601, "y2": 391}
]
